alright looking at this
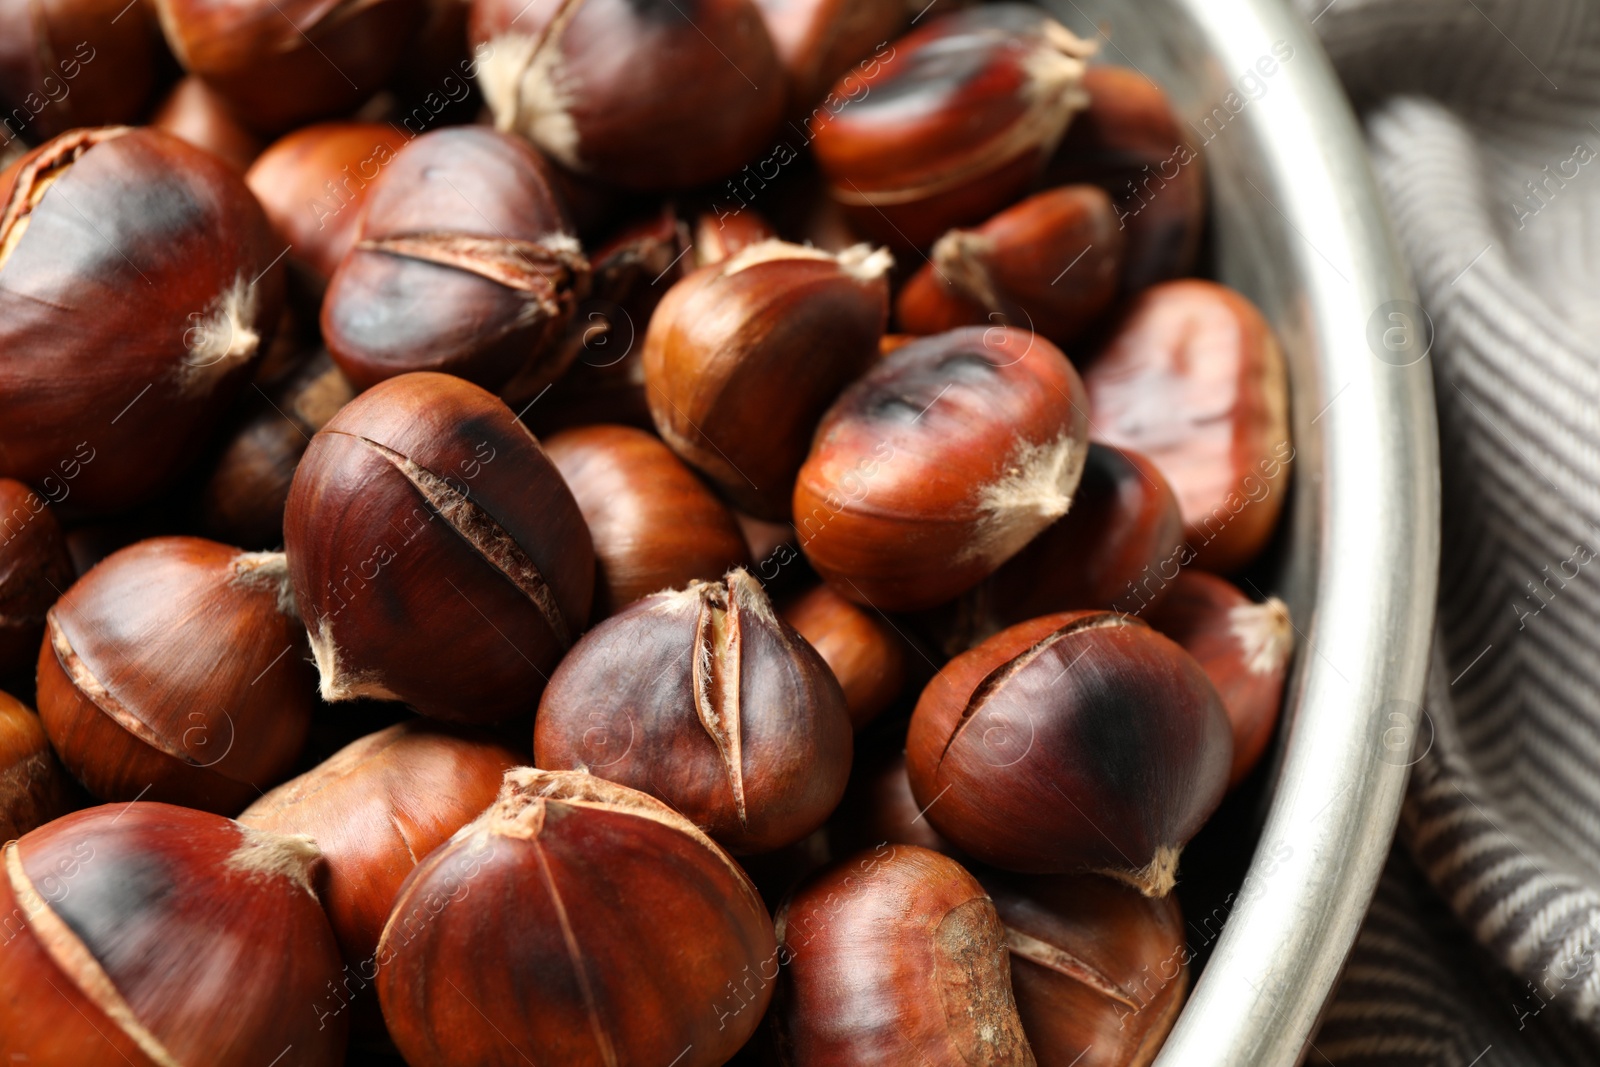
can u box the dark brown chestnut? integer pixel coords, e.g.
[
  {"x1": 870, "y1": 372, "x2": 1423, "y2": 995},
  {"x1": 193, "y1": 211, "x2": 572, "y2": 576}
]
[
  {"x1": 981, "y1": 871, "x2": 1189, "y2": 1067},
  {"x1": 0, "y1": 0, "x2": 161, "y2": 141},
  {"x1": 0, "y1": 690, "x2": 77, "y2": 841},
  {"x1": 810, "y1": 4, "x2": 1093, "y2": 250},
  {"x1": 321, "y1": 126, "x2": 589, "y2": 394},
  {"x1": 772, "y1": 844, "x2": 1035, "y2": 1064},
  {"x1": 470, "y1": 0, "x2": 786, "y2": 190},
  {"x1": 284, "y1": 372, "x2": 594, "y2": 724},
  {"x1": 896, "y1": 184, "x2": 1124, "y2": 344},
  {"x1": 794, "y1": 326, "x2": 1089, "y2": 612},
  {"x1": 752, "y1": 0, "x2": 906, "y2": 115},
  {"x1": 35, "y1": 536, "x2": 315, "y2": 813},
  {"x1": 376, "y1": 768, "x2": 778, "y2": 1067},
  {"x1": 544, "y1": 424, "x2": 751, "y2": 619},
  {"x1": 536, "y1": 567, "x2": 851, "y2": 852},
  {"x1": 0, "y1": 127, "x2": 287, "y2": 514},
  {"x1": 1148, "y1": 570, "x2": 1292, "y2": 787},
  {"x1": 149, "y1": 75, "x2": 264, "y2": 173},
  {"x1": 904, "y1": 611, "x2": 1231, "y2": 894},
  {"x1": 829, "y1": 743, "x2": 963, "y2": 862},
  {"x1": 0, "y1": 802, "x2": 347, "y2": 1064},
  {"x1": 1083, "y1": 280, "x2": 1292, "y2": 573},
  {"x1": 779, "y1": 583, "x2": 909, "y2": 730},
  {"x1": 0, "y1": 478, "x2": 76, "y2": 682},
  {"x1": 644, "y1": 239, "x2": 892, "y2": 519}
]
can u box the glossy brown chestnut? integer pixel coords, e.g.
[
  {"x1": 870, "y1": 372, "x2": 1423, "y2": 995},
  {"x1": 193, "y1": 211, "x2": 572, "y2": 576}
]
[
  {"x1": 0, "y1": 690, "x2": 76, "y2": 841},
  {"x1": 245, "y1": 122, "x2": 412, "y2": 286},
  {"x1": 904, "y1": 611, "x2": 1231, "y2": 893},
  {"x1": 780, "y1": 583, "x2": 908, "y2": 730},
  {"x1": 284, "y1": 372, "x2": 594, "y2": 723},
  {"x1": 0, "y1": 478, "x2": 75, "y2": 681},
  {"x1": 980, "y1": 871, "x2": 1189, "y2": 1067},
  {"x1": 753, "y1": 0, "x2": 906, "y2": 114},
  {"x1": 772, "y1": 844, "x2": 1035, "y2": 1065},
  {"x1": 35, "y1": 537, "x2": 315, "y2": 813},
  {"x1": 199, "y1": 351, "x2": 356, "y2": 549},
  {"x1": 644, "y1": 239, "x2": 892, "y2": 519},
  {"x1": 149, "y1": 75, "x2": 264, "y2": 173},
  {"x1": 536, "y1": 568, "x2": 851, "y2": 852},
  {"x1": 376, "y1": 768, "x2": 778, "y2": 1067},
  {"x1": 896, "y1": 185, "x2": 1124, "y2": 344},
  {"x1": 0, "y1": 127, "x2": 286, "y2": 514},
  {"x1": 1046, "y1": 65, "x2": 1206, "y2": 291},
  {"x1": 1083, "y1": 280, "x2": 1292, "y2": 573},
  {"x1": 794, "y1": 326, "x2": 1089, "y2": 612},
  {"x1": 544, "y1": 424, "x2": 751, "y2": 618},
  {"x1": 1148, "y1": 570, "x2": 1292, "y2": 787},
  {"x1": 829, "y1": 744, "x2": 963, "y2": 861},
  {"x1": 810, "y1": 4, "x2": 1093, "y2": 250},
  {"x1": 321, "y1": 127, "x2": 589, "y2": 393},
  {"x1": 152, "y1": 0, "x2": 425, "y2": 133},
  {"x1": 0, "y1": 0, "x2": 160, "y2": 140},
  {"x1": 470, "y1": 0, "x2": 786, "y2": 190},
  {"x1": 0, "y1": 802, "x2": 347, "y2": 1065}
]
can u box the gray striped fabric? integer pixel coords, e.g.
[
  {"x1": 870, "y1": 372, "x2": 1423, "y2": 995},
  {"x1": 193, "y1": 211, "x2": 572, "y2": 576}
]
[{"x1": 1288, "y1": 0, "x2": 1600, "y2": 1061}]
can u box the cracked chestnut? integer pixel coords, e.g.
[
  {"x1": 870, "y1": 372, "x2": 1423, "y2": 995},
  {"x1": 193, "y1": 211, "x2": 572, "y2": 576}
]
[
  {"x1": 536, "y1": 567, "x2": 851, "y2": 852},
  {"x1": 794, "y1": 325, "x2": 1089, "y2": 612},
  {"x1": 35, "y1": 537, "x2": 314, "y2": 814},
  {"x1": 0, "y1": 478, "x2": 75, "y2": 682},
  {"x1": 904, "y1": 611, "x2": 1231, "y2": 893},
  {"x1": 376, "y1": 768, "x2": 777, "y2": 1067},
  {"x1": 0, "y1": 690, "x2": 77, "y2": 842},
  {"x1": 284, "y1": 372, "x2": 594, "y2": 724}
]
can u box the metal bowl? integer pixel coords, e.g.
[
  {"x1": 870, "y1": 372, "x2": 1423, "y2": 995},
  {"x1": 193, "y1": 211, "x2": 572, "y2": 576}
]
[{"x1": 1039, "y1": 0, "x2": 1441, "y2": 1063}]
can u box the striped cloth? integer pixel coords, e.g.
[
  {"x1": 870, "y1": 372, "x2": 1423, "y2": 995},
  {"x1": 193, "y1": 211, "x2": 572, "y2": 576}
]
[{"x1": 1291, "y1": 0, "x2": 1600, "y2": 1062}]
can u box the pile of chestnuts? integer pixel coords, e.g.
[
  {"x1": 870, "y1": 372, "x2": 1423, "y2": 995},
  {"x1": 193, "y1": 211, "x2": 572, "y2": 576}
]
[{"x1": 0, "y1": 0, "x2": 1297, "y2": 1064}]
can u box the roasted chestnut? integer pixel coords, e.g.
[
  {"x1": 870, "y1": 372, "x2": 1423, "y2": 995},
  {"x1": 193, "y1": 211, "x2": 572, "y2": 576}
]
[
  {"x1": 149, "y1": 75, "x2": 264, "y2": 173},
  {"x1": 470, "y1": 0, "x2": 786, "y2": 190},
  {"x1": 904, "y1": 611, "x2": 1231, "y2": 893},
  {"x1": 1082, "y1": 280, "x2": 1292, "y2": 573},
  {"x1": 35, "y1": 537, "x2": 315, "y2": 813},
  {"x1": 0, "y1": 127, "x2": 286, "y2": 514},
  {"x1": 644, "y1": 239, "x2": 892, "y2": 518},
  {"x1": 0, "y1": 802, "x2": 347, "y2": 1064},
  {"x1": 544, "y1": 424, "x2": 751, "y2": 619},
  {"x1": 376, "y1": 768, "x2": 778, "y2": 1067},
  {"x1": 0, "y1": 478, "x2": 76, "y2": 681},
  {"x1": 753, "y1": 0, "x2": 906, "y2": 115},
  {"x1": 772, "y1": 844, "x2": 1035, "y2": 1064},
  {"x1": 1148, "y1": 570, "x2": 1292, "y2": 786},
  {"x1": 794, "y1": 326, "x2": 1089, "y2": 611},
  {"x1": 0, "y1": 690, "x2": 77, "y2": 841},
  {"x1": 284, "y1": 372, "x2": 594, "y2": 723},
  {"x1": 810, "y1": 4, "x2": 1093, "y2": 250},
  {"x1": 321, "y1": 126, "x2": 589, "y2": 393},
  {"x1": 780, "y1": 582, "x2": 909, "y2": 730},
  {"x1": 0, "y1": 0, "x2": 161, "y2": 140},
  {"x1": 896, "y1": 184, "x2": 1124, "y2": 344},
  {"x1": 535, "y1": 568, "x2": 851, "y2": 852},
  {"x1": 829, "y1": 744, "x2": 963, "y2": 861}
]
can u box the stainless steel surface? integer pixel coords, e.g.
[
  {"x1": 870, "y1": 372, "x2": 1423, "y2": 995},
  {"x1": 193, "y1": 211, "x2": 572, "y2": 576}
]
[{"x1": 1043, "y1": 1, "x2": 1441, "y2": 1063}]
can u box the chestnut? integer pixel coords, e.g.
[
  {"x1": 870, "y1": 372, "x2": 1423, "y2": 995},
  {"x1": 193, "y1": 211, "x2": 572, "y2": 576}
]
[
  {"x1": 0, "y1": 126, "x2": 287, "y2": 514},
  {"x1": 1148, "y1": 570, "x2": 1292, "y2": 787},
  {"x1": 376, "y1": 768, "x2": 777, "y2": 1067},
  {"x1": 535, "y1": 567, "x2": 851, "y2": 853},
  {"x1": 544, "y1": 424, "x2": 751, "y2": 619},
  {"x1": 0, "y1": 478, "x2": 76, "y2": 682},
  {"x1": 1082, "y1": 280, "x2": 1292, "y2": 573},
  {"x1": 810, "y1": 4, "x2": 1093, "y2": 250},
  {"x1": 0, "y1": 0, "x2": 160, "y2": 140},
  {"x1": 470, "y1": 0, "x2": 786, "y2": 190},
  {"x1": 0, "y1": 690, "x2": 77, "y2": 841},
  {"x1": 0, "y1": 802, "x2": 347, "y2": 1064},
  {"x1": 321, "y1": 126, "x2": 590, "y2": 393},
  {"x1": 779, "y1": 583, "x2": 909, "y2": 730},
  {"x1": 895, "y1": 184, "x2": 1124, "y2": 345},
  {"x1": 980, "y1": 871, "x2": 1188, "y2": 1067},
  {"x1": 772, "y1": 844, "x2": 1035, "y2": 1064},
  {"x1": 284, "y1": 372, "x2": 594, "y2": 723},
  {"x1": 794, "y1": 326, "x2": 1089, "y2": 612},
  {"x1": 152, "y1": 0, "x2": 425, "y2": 133},
  {"x1": 904, "y1": 610, "x2": 1231, "y2": 893},
  {"x1": 752, "y1": 0, "x2": 906, "y2": 115},
  {"x1": 829, "y1": 744, "x2": 963, "y2": 862},
  {"x1": 245, "y1": 122, "x2": 412, "y2": 287},
  {"x1": 644, "y1": 239, "x2": 892, "y2": 519},
  {"x1": 35, "y1": 536, "x2": 315, "y2": 813},
  {"x1": 149, "y1": 75, "x2": 264, "y2": 173},
  {"x1": 239, "y1": 720, "x2": 521, "y2": 1033}
]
